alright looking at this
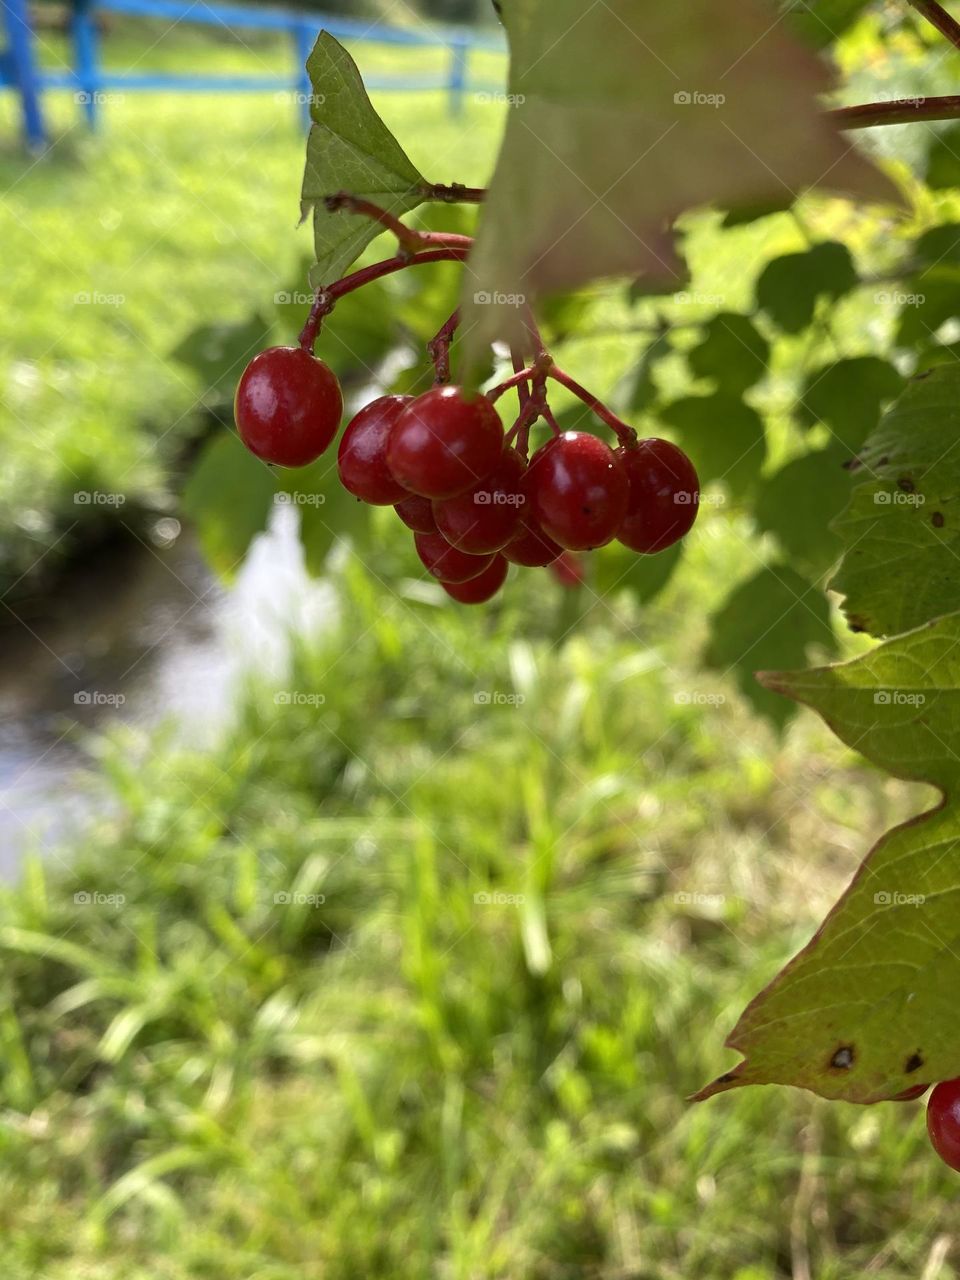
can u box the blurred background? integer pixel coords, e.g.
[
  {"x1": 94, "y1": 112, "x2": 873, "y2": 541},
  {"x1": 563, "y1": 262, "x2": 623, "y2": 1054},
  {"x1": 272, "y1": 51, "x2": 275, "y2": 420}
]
[{"x1": 1, "y1": 2, "x2": 959, "y2": 1277}]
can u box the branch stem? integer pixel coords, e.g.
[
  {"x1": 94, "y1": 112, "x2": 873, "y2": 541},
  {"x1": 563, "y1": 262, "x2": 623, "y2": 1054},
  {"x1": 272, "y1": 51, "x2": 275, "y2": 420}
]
[
  {"x1": 831, "y1": 94, "x2": 960, "y2": 128},
  {"x1": 907, "y1": 0, "x2": 960, "y2": 50}
]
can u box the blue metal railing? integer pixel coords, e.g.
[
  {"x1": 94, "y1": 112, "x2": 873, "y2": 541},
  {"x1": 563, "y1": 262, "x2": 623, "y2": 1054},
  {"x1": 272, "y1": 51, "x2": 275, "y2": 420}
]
[{"x1": 0, "y1": 0, "x2": 505, "y2": 148}]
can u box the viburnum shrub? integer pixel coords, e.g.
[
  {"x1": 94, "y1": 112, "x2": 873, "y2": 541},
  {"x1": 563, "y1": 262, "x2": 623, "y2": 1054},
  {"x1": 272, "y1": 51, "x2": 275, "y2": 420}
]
[{"x1": 215, "y1": 0, "x2": 960, "y2": 1173}]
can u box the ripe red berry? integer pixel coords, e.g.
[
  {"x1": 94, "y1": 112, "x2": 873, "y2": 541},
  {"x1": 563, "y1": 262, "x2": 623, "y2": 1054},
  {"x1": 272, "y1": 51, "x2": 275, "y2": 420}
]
[
  {"x1": 394, "y1": 493, "x2": 438, "y2": 534},
  {"x1": 235, "y1": 346, "x2": 342, "y2": 467},
  {"x1": 615, "y1": 437, "x2": 700, "y2": 554},
  {"x1": 386, "y1": 385, "x2": 504, "y2": 500},
  {"x1": 928, "y1": 1079, "x2": 960, "y2": 1170},
  {"x1": 338, "y1": 395, "x2": 412, "y2": 504},
  {"x1": 503, "y1": 514, "x2": 562, "y2": 567},
  {"x1": 414, "y1": 531, "x2": 495, "y2": 584},
  {"x1": 432, "y1": 448, "x2": 526, "y2": 554},
  {"x1": 527, "y1": 431, "x2": 628, "y2": 550},
  {"x1": 550, "y1": 550, "x2": 585, "y2": 588},
  {"x1": 442, "y1": 554, "x2": 508, "y2": 604}
]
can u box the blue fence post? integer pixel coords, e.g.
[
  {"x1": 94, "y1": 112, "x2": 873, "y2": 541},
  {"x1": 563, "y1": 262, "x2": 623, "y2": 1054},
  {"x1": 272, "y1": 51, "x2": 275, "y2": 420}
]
[
  {"x1": 2, "y1": 0, "x2": 47, "y2": 149},
  {"x1": 293, "y1": 19, "x2": 314, "y2": 130},
  {"x1": 72, "y1": 0, "x2": 101, "y2": 128},
  {"x1": 448, "y1": 37, "x2": 467, "y2": 117}
]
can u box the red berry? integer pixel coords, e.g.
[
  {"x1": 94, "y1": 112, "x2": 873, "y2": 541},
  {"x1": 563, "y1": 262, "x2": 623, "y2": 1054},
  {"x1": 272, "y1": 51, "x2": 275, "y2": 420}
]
[
  {"x1": 432, "y1": 448, "x2": 526, "y2": 554},
  {"x1": 235, "y1": 346, "x2": 342, "y2": 467},
  {"x1": 615, "y1": 437, "x2": 700, "y2": 554},
  {"x1": 338, "y1": 395, "x2": 412, "y2": 504},
  {"x1": 503, "y1": 514, "x2": 562, "y2": 567},
  {"x1": 527, "y1": 431, "x2": 629, "y2": 550},
  {"x1": 386, "y1": 385, "x2": 504, "y2": 499},
  {"x1": 414, "y1": 531, "x2": 495, "y2": 584},
  {"x1": 442, "y1": 554, "x2": 508, "y2": 604},
  {"x1": 928, "y1": 1079, "x2": 960, "y2": 1170},
  {"x1": 394, "y1": 493, "x2": 438, "y2": 534}
]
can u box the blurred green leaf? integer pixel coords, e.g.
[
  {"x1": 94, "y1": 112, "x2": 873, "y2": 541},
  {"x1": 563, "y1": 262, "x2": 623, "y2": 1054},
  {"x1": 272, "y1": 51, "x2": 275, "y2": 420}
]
[
  {"x1": 170, "y1": 314, "x2": 273, "y2": 402},
  {"x1": 182, "y1": 433, "x2": 276, "y2": 579},
  {"x1": 594, "y1": 540, "x2": 683, "y2": 602},
  {"x1": 615, "y1": 330, "x2": 672, "y2": 414},
  {"x1": 302, "y1": 34, "x2": 425, "y2": 286},
  {"x1": 687, "y1": 313, "x2": 769, "y2": 394},
  {"x1": 926, "y1": 123, "x2": 960, "y2": 190},
  {"x1": 784, "y1": 0, "x2": 871, "y2": 48},
  {"x1": 796, "y1": 357, "x2": 903, "y2": 450},
  {"x1": 830, "y1": 365, "x2": 960, "y2": 636},
  {"x1": 754, "y1": 446, "x2": 852, "y2": 574},
  {"x1": 756, "y1": 243, "x2": 858, "y2": 333},
  {"x1": 660, "y1": 394, "x2": 767, "y2": 497},
  {"x1": 705, "y1": 564, "x2": 836, "y2": 727}
]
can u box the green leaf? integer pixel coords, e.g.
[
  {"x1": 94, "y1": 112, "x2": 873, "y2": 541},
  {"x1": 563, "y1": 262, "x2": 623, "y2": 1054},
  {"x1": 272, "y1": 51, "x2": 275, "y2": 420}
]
[
  {"x1": 704, "y1": 564, "x2": 836, "y2": 727},
  {"x1": 926, "y1": 123, "x2": 960, "y2": 190},
  {"x1": 893, "y1": 265, "x2": 960, "y2": 348},
  {"x1": 687, "y1": 314, "x2": 769, "y2": 394},
  {"x1": 755, "y1": 243, "x2": 858, "y2": 334},
  {"x1": 614, "y1": 330, "x2": 672, "y2": 414},
  {"x1": 594, "y1": 540, "x2": 683, "y2": 602},
  {"x1": 795, "y1": 357, "x2": 904, "y2": 451},
  {"x1": 460, "y1": 0, "x2": 895, "y2": 367},
  {"x1": 170, "y1": 314, "x2": 273, "y2": 402},
  {"x1": 659, "y1": 394, "x2": 767, "y2": 498},
  {"x1": 754, "y1": 446, "x2": 852, "y2": 575},
  {"x1": 301, "y1": 33, "x2": 426, "y2": 286},
  {"x1": 181, "y1": 433, "x2": 276, "y2": 579},
  {"x1": 696, "y1": 611, "x2": 960, "y2": 1102},
  {"x1": 830, "y1": 365, "x2": 960, "y2": 637}
]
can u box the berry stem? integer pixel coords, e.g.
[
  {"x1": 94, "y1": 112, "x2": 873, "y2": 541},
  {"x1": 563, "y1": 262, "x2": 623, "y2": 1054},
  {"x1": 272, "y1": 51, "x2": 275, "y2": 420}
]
[
  {"x1": 428, "y1": 308, "x2": 460, "y2": 384},
  {"x1": 906, "y1": 0, "x2": 960, "y2": 50},
  {"x1": 323, "y1": 193, "x2": 473, "y2": 257},
  {"x1": 487, "y1": 365, "x2": 537, "y2": 402},
  {"x1": 547, "y1": 366, "x2": 638, "y2": 446},
  {"x1": 421, "y1": 182, "x2": 487, "y2": 203},
  {"x1": 298, "y1": 246, "x2": 471, "y2": 351},
  {"x1": 831, "y1": 94, "x2": 960, "y2": 128}
]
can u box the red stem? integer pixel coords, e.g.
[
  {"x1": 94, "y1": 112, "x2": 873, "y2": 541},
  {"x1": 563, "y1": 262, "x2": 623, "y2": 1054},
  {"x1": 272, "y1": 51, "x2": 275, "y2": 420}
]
[
  {"x1": 422, "y1": 182, "x2": 487, "y2": 203},
  {"x1": 487, "y1": 366, "x2": 537, "y2": 403},
  {"x1": 907, "y1": 0, "x2": 960, "y2": 50},
  {"x1": 298, "y1": 246, "x2": 471, "y2": 351},
  {"x1": 831, "y1": 94, "x2": 960, "y2": 128},
  {"x1": 547, "y1": 366, "x2": 637, "y2": 446},
  {"x1": 427, "y1": 308, "x2": 460, "y2": 384}
]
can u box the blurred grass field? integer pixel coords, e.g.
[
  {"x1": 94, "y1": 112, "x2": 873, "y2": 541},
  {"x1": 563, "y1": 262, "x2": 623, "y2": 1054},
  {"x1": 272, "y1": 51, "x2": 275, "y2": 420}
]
[{"x1": 3, "y1": 18, "x2": 960, "y2": 1280}]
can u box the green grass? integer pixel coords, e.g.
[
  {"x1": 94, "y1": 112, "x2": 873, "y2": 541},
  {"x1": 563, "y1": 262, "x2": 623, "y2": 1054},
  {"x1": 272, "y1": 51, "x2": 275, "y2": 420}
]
[
  {"x1": 0, "y1": 25, "x2": 505, "y2": 589},
  {"x1": 0, "y1": 536, "x2": 951, "y2": 1280}
]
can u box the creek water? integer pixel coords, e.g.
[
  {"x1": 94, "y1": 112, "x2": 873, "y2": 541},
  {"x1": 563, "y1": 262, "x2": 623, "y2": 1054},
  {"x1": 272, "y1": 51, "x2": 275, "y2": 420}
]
[{"x1": 0, "y1": 508, "x2": 332, "y2": 877}]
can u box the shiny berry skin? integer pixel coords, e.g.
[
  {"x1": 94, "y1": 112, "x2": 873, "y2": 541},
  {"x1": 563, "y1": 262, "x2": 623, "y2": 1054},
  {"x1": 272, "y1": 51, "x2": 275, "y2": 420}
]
[
  {"x1": 527, "y1": 431, "x2": 628, "y2": 550},
  {"x1": 414, "y1": 531, "x2": 495, "y2": 584},
  {"x1": 927, "y1": 1079, "x2": 960, "y2": 1170},
  {"x1": 386, "y1": 385, "x2": 504, "y2": 500},
  {"x1": 615, "y1": 437, "x2": 700, "y2": 554},
  {"x1": 442, "y1": 554, "x2": 508, "y2": 604},
  {"x1": 432, "y1": 448, "x2": 526, "y2": 554},
  {"x1": 338, "y1": 395, "x2": 412, "y2": 504},
  {"x1": 502, "y1": 514, "x2": 562, "y2": 567},
  {"x1": 235, "y1": 346, "x2": 342, "y2": 467},
  {"x1": 394, "y1": 493, "x2": 438, "y2": 534}
]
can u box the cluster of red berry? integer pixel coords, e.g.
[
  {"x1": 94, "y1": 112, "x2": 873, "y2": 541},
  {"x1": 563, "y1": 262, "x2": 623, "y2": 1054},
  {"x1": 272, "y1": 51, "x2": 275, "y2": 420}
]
[{"x1": 234, "y1": 345, "x2": 700, "y2": 604}]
